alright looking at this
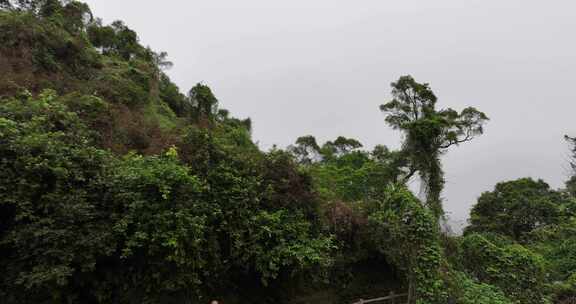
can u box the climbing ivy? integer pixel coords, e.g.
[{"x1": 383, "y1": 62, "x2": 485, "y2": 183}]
[
  {"x1": 446, "y1": 271, "x2": 513, "y2": 304},
  {"x1": 461, "y1": 233, "x2": 550, "y2": 304},
  {"x1": 367, "y1": 186, "x2": 447, "y2": 304}
]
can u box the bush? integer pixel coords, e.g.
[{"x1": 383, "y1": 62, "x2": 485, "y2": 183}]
[
  {"x1": 447, "y1": 271, "x2": 512, "y2": 304},
  {"x1": 0, "y1": 90, "x2": 114, "y2": 303},
  {"x1": 367, "y1": 186, "x2": 447, "y2": 304},
  {"x1": 461, "y1": 233, "x2": 549, "y2": 304}
]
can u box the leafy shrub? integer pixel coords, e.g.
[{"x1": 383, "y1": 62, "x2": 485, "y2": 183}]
[
  {"x1": 367, "y1": 186, "x2": 447, "y2": 304},
  {"x1": 527, "y1": 221, "x2": 576, "y2": 282},
  {"x1": 461, "y1": 233, "x2": 549, "y2": 304},
  {"x1": 549, "y1": 273, "x2": 576, "y2": 304},
  {"x1": 447, "y1": 271, "x2": 513, "y2": 304},
  {"x1": 0, "y1": 90, "x2": 114, "y2": 303},
  {"x1": 99, "y1": 151, "x2": 209, "y2": 301},
  {"x1": 93, "y1": 66, "x2": 149, "y2": 106}
]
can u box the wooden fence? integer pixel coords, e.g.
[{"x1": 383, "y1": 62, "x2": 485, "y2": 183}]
[{"x1": 352, "y1": 292, "x2": 408, "y2": 304}]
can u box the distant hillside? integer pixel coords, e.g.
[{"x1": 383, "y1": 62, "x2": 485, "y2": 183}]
[{"x1": 0, "y1": 0, "x2": 252, "y2": 155}]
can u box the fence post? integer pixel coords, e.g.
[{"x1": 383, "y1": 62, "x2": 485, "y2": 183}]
[
  {"x1": 358, "y1": 299, "x2": 364, "y2": 304},
  {"x1": 389, "y1": 291, "x2": 396, "y2": 304}
]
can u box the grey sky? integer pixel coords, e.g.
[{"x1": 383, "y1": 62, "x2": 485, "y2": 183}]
[{"x1": 84, "y1": 0, "x2": 576, "y2": 228}]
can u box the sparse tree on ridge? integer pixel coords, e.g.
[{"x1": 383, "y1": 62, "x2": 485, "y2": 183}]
[
  {"x1": 188, "y1": 83, "x2": 219, "y2": 127},
  {"x1": 322, "y1": 136, "x2": 363, "y2": 158},
  {"x1": 145, "y1": 49, "x2": 173, "y2": 100},
  {"x1": 289, "y1": 135, "x2": 321, "y2": 165}
]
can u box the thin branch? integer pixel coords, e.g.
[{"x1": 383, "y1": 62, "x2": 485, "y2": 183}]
[
  {"x1": 401, "y1": 167, "x2": 418, "y2": 183},
  {"x1": 439, "y1": 135, "x2": 473, "y2": 149}
]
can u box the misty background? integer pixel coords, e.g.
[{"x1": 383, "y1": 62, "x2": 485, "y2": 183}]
[{"x1": 83, "y1": 0, "x2": 576, "y2": 230}]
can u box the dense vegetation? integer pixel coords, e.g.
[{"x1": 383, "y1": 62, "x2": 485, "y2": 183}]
[{"x1": 1, "y1": 1, "x2": 575, "y2": 303}]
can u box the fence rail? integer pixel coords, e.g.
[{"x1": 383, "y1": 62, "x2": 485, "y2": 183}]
[{"x1": 352, "y1": 292, "x2": 408, "y2": 304}]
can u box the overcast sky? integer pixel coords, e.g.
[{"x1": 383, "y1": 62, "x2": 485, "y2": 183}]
[{"x1": 84, "y1": 0, "x2": 576, "y2": 229}]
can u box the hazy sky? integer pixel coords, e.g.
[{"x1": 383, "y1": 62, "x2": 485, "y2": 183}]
[{"x1": 84, "y1": 0, "x2": 576, "y2": 229}]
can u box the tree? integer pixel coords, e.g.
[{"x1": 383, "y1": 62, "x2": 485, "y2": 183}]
[
  {"x1": 38, "y1": 0, "x2": 61, "y2": 17},
  {"x1": 0, "y1": 0, "x2": 36, "y2": 12},
  {"x1": 380, "y1": 75, "x2": 488, "y2": 219},
  {"x1": 321, "y1": 136, "x2": 363, "y2": 158},
  {"x1": 289, "y1": 136, "x2": 364, "y2": 165},
  {"x1": 159, "y1": 73, "x2": 189, "y2": 116},
  {"x1": 87, "y1": 19, "x2": 117, "y2": 52},
  {"x1": 467, "y1": 178, "x2": 564, "y2": 240},
  {"x1": 86, "y1": 19, "x2": 140, "y2": 59},
  {"x1": 188, "y1": 83, "x2": 219, "y2": 126},
  {"x1": 1, "y1": 0, "x2": 64, "y2": 16},
  {"x1": 565, "y1": 135, "x2": 576, "y2": 197},
  {"x1": 110, "y1": 20, "x2": 139, "y2": 60},
  {"x1": 145, "y1": 48, "x2": 173, "y2": 100},
  {"x1": 296, "y1": 138, "x2": 408, "y2": 202},
  {"x1": 0, "y1": 0, "x2": 11, "y2": 10},
  {"x1": 288, "y1": 135, "x2": 321, "y2": 165},
  {"x1": 61, "y1": 1, "x2": 92, "y2": 32}
]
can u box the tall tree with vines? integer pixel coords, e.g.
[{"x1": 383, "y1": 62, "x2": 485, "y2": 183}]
[{"x1": 380, "y1": 76, "x2": 488, "y2": 219}]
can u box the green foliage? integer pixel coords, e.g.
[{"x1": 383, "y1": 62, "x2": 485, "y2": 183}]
[
  {"x1": 380, "y1": 75, "x2": 489, "y2": 218},
  {"x1": 548, "y1": 273, "x2": 576, "y2": 303},
  {"x1": 260, "y1": 149, "x2": 319, "y2": 217},
  {"x1": 0, "y1": 2, "x2": 244, "y2": 155},
  {"x1": 0, "y1": 7, "x2": 100, "y2": 78},
  {"x1": 2, "y1": 3, "x2": 567, "y2": 304},
  {"x1": 142, "y1": 98, "x2": 178, "y2": 130},
  {"x1": 446, "y1": 271, "x2": 513, "y2": 304},
  {"x1": 60, "y1": 1, "x2": 92, "y2": 33},
  {"x1": 87, "y1": 19, "x2": 141, "y2": 60},
  {"x1": 461, "y1": 233, "x2": 549, "y2": 304},
  {"x1": 467, "y1": 178, "x2": 564, "y2": 240},
  {"x1": 0, "y1": 90, "x2": 334, "y2": 303},
  {"x1": 242, "y1": 210, "x2": 335, "y2": 285},
  {"x1": 175, "y1": 127, "x2": 334, "y2": 300},
  {"x1": 464, "y1": 176, "x2": 576, "y2": 303},
  {"x1": 218, "y1": 110, "x2": 252, "y2": 133},
  {"x1": 189, "y1": 82, "x2": 219, "y2": 125},
  {"x1": 160, "y1": 73, "x2": 189, "y2": 116},
  {"x1": 289, "y1": 135, "x2": 322, "y2": 164},
  {"x1": 322, "y1": 136, "x2": 363, "y2": 159},
  {"x1": 290, "y1": 136, "x2": 406, "y2": 203},
  {"x1": 0, "y1": 90, "x2": 114, "y2": 302},
  {"x1": 93, "y1": 151, "x2": 211, "y2": 301},
  {"x1": 308, "y1": 152, "x2": 400, "y2": 202},
  {"x1": 1, "y1": 0, "x2": 58, "y2": 15},
  {"x1": 367, "y1": 186, "x2": 447, "y2": 304},
  {"x1": 92, "y1": 58, "x2": 150, "y2": 106},
  {"x1": 527, "y1": 220, "x2": 576, "y2": 282}
]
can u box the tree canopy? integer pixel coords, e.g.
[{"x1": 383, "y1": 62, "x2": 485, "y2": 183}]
[{"x1": 467, "y1": 178, "x2": 567, "y2": 240}]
